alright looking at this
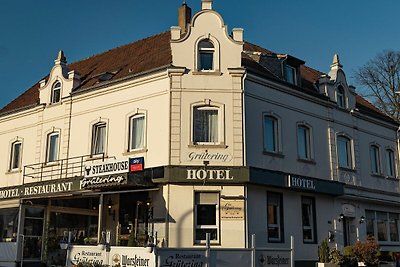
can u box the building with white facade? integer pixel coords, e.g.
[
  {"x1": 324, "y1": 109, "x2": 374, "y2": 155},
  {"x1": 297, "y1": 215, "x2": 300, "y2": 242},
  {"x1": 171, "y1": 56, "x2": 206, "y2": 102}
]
[{"x1": 0, "y1": 1, "x2": 399, "y2": 266}]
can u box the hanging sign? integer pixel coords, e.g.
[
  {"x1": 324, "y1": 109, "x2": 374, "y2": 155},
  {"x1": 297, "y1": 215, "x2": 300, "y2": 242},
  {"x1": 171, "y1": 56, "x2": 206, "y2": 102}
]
[
  {"x1": 129, "y1": 157, "x2": 144, "y2": 172},
  {"x1": 220, "y1": 199, "x2": 245, "y2": 220}
]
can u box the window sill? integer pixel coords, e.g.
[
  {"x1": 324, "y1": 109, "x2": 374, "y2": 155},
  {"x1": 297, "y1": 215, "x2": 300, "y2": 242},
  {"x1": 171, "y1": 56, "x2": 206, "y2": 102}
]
[
  {"x1": 122, "y1": 148, "x2": 148, "y2": 156},
  {"x1": 386, "y1": 176, "x2": 398, "y2": 181},
  {"x1": 194, "y1": 241, "x2": 221, "y2": 246},
  {"x1": 46, "y1": 102, "x2": 62, "y2": 107},
  {"x1": 338, "y1": 167, "x2": 356, "y2": 173},
  {"x1": 192, "y1": 70, "x2": 222, "y2": 76},
  {"x1": 371, "y1": 173, "x2": 385, "y2": 179},
  {"x1": 45, "y1": 161, "x2": 60, "y2": 166},
  {"x1": 297, "y1": 158, "x2": 316, "y2": 165},
  {"x1": 262, "y1": 151, "x2": 284, "y2": 158},
  {"x1": 6, "y1": 169, "x2": 22, "y2": 174},
  {"x1": 189, "y1": 143, "x2": 227, "y2": 149},
  {"x1": 86, "y1": 154, "x2": 107, "y2": 161}
]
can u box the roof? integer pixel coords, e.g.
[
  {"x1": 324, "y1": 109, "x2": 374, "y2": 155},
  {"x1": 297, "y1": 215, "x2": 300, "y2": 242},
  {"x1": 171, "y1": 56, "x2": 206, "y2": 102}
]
[{"x1": 0, "y1": 31, "x2": 394, "y2": 124}]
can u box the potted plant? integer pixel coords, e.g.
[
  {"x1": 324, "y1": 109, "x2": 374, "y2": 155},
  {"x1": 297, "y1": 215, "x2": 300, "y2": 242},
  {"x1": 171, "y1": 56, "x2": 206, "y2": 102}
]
[{"x1": 352, "y1": 236, "x2": 380, "y2": 266}]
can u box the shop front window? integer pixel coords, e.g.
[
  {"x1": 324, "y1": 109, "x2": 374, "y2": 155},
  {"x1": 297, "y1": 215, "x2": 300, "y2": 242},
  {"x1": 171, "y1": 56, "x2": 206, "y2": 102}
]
[{"x1": 0, "y1": 208, "x2": 18, "y2": 242}]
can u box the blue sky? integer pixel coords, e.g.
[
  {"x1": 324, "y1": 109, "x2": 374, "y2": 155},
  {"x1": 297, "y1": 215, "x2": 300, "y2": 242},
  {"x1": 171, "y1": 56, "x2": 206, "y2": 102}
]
[{"x1": 1, "y1": 0, "x2": 399, "y2": 109}]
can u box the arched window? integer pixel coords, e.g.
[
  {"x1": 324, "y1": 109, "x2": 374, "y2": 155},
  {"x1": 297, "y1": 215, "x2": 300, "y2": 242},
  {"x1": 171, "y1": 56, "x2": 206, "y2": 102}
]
[
  {"x1": 370, "y1": 145, "x2": 381, "y2": 174},
  {"x1": 336, "y1": 86, "x2": 345, "y2": 108},
  {"x1": 297, "y1": 124, "x2": 312, "y2": 160},
  {"x1": 385, "y1": 148, "x2": 395, "y2": 177},
  {"x1": 129, "y1": 114, "x2": 146, "y2": 151},
  {"x1": 51, "y1": 81, "x2": 61, "y2": 103},
  {"x1": 91, "y1": 122, "x2": 107, "y2": 155},
  {"x1": 337, "y1": 135, "x2": 352, "y2": 168},
  {"x1": 46, "y1": 132, "x2": 59, "y2": 162},
  {"x1": 198, "y1": 39, "x2": 215, "y2": 71},
  {"x1": 10, "y1": 140, "x2": 22, "y2": 170}
]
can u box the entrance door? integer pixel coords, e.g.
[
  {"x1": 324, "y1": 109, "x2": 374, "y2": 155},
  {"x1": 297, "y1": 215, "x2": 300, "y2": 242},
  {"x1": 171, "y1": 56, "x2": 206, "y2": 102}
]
[
  {"x1": 343, "y1": 217, "x2": 357, "y2": 246},
  {"x1": 22, "y1": 206, "x2": 45, "y2": 261}
]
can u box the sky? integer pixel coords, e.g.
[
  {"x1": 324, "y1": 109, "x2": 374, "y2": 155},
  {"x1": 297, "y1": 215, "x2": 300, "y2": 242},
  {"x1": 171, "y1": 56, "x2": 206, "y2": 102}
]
[{"x1": 0, "y1": 0, "x2": 399, "y2": 109}]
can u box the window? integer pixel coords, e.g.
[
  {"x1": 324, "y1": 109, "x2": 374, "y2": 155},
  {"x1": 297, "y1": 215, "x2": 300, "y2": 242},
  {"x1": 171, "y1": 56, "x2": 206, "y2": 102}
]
[
  {"x1": 91, "y1": 123, "x2": 107, "y2": 155},
  {"x1": 193, "y1": 106, "x2": 219, "y2": 144},
  {"x1": 297, "y1": 125, "x2": 311, "y2": 160},
  {"x1": 267, "y1": 192, "x2": 283, "y2": 242},
  {"x1": 301, "y1": 197, "x2": 316, "y2": 243},
  {"x1": 365, "y1": 210, "x2": 400, "y2": 243},
  {"x1": 0, "y1": 208, "x2": 19, "y2": 242},
  {"x1": 337, "y1": 135, "x2": 352, "y2": 168},
  {"x1": 46, "y1": 132, "x2": 59, "y2": 162},
  {"x1": 194, "y1": 192, "x2": 219, "y2": 243},
  {"x1": 284, "y1": 64, "x2": 296, "y2": 85},
  {"x1": 51, "y1": 81, "x2": 61, "y2": 104},
  {"x1": 129, "y1": 114, "x2": 145, "y2": 151},
  {"x1": 10, "y1": 141, "x2": 22, "y2": 170},
  {"x1": 370, "y1": 145, "x2": 381, "y2": 174},
  {"x1": 336, "y1": 86, "x2": 345, "y2": 108},
  {"x1": 198, "y1": 40, "x2": 214, "y2": 71},
  {"x1": 385, "y1": 149, "x2": 395, "y2": 177},
  {"x1": 263, "y1": 115, "x2": 279, "y2": 153}
]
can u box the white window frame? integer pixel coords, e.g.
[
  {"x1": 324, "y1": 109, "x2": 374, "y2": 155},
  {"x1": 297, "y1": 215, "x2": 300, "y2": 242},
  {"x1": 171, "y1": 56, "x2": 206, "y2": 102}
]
[
  {"x1": 297, "y1": 122, "x2": 313, "y2": 161},
  {"x1": 284, "y1": 64, "x2": 297, "y2": 85},
  {"x1": 263, "y1": 114, "x2": 281, "y2": 154},
  {"x1": 369, "y1": 144, "x2": 381, "y2": 175},
  {"x1": 194, "y1": 35, "x2": 220, "y2": 73},
  {"x1": 46, "y1": 132, "x2": 60, "y2": 163},
  {"x1": 336, "y1": 85, "x2": 346, "y2": 109},
  {"x1": 128, "y1": 113, "x2": 146, "y2": 151},
  {"x1": 385, "y1": 148, "x2": 396, "y2": 178},
  {"x1": 301, "y1": 196, "x2": 316, "y2": 243},
  {"x1": 91, "y1": 122, "x2": 107, "y2": 156},
  {"x1": 194, "y1": 192, "x2": 220, "y2": 244},
  {"x1": 267, "y1": 192, "x2": 283, "y2": 243},
  {"x1": 337, "y1": 134, "x2": 353, "y2": 169},
  {"x1": 51, "y1": 81, "x2": 61, "y2": 104},
  {"x1": 191, "y1": 101, "x2": 224, "y2": 146},
  {"x1": 198, "y1": 39, "x2": 214, "y2": 71},
  {"x1": 9, "y1": 140, "x2": 23, "y2": 171}
]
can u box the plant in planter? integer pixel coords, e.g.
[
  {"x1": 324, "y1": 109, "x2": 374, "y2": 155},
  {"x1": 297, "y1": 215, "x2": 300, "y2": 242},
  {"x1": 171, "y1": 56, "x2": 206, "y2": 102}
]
[
  {"x1": 342, "y1": 246, "x2": 358, "y2": 267},
  {"x1": 352, "y1": 236, "x2": 380, "y2": 266},
  {"x1": 317, "y1": 239, "x2": 338, "y2": 267}
]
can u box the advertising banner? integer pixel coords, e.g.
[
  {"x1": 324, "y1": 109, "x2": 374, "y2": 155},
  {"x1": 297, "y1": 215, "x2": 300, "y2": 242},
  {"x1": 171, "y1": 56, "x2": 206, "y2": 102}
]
[
  {"x1": 157, "y1": 249, "x2": 206, "y2": 267},
  {"x1": 255, "y1": 249, "x2": 291, "y2": 267},
  {"x1": 67, "y1": 246, "x2": 106, "y2": 267},
  {"x1": 109, "y1": 247, "x2": 155, "y2": 267}
]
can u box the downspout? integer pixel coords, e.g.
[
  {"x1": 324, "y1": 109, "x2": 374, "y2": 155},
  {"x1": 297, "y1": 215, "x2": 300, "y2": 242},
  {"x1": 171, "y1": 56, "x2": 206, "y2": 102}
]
[
  {"x1": 241, "y1": 70, "x2": 248, "y2": 247},
  {"x1": 396, "y1": 126, "x2": 400, "y2": 177}
]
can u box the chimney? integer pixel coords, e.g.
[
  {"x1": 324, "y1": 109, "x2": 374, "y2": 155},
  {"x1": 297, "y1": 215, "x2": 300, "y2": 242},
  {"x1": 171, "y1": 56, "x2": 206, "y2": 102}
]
[
  {"x1": 178, "y1": 3, "x2": 191, "y2": 33},
  {"x1": 202, "y1": 0, "x2": 212, "y2": 10}
]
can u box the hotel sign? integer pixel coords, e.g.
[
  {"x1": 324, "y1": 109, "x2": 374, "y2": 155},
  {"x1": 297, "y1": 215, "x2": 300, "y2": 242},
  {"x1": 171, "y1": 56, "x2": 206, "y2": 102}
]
[
  {"x1": 0, "y1": 178, "x2": 80, "y2": 200},
  {"x1": 80, "y1": 173, "x2": 127, "y2": 189},
  {"x1": 220, "y1": 199, "x2": 245, "y2": 220},
  {"x1": 187, "y1": 152, "x2": 233, "y2": 162},
  {"x1": 287, "y1": 175, "x2": 344, "y2": 196}
]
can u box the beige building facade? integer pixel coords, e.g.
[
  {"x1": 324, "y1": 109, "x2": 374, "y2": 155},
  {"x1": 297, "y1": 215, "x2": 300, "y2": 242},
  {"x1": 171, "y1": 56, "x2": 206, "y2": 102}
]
[{"x1": 0, "y1": 1, "x2": 399, "y2": 266}]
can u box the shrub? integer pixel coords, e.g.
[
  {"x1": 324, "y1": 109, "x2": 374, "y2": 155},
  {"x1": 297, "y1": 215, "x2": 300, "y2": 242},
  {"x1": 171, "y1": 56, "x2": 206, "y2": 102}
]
[
  {"x1": 352, "y1": 236, "x2": 380, "y2": 266},
  {"x1": 319, "y1": 239, "x2": 330, "y2": 263}
]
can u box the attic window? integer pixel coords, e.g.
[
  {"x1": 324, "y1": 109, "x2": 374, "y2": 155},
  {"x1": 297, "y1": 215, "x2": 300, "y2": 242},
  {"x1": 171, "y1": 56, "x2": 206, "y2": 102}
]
[
  {"x1": 198, "y1": 39, "x2": 214, "y2": 71},
  {"x1": 284, "y1": 64, "x2": 297, "y2": 85},
  {"x1": 97, "y1": 72, "x2": 114, "y2": 82},
  {"x1": 51, "y1": 81, "x2": 61, "y2": 103},
  {"x1": 336, "y1": 86, "x2": 346, "y2": 108}
]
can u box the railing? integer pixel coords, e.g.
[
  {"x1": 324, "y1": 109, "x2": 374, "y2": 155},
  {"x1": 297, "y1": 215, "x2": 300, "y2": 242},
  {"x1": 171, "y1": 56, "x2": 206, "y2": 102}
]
[{"x1": 23, "y1": 154, "x2": 109, "y2": 184}]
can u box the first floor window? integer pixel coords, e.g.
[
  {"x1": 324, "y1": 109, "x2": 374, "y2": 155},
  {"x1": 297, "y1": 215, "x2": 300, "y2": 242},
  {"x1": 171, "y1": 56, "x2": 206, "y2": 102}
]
[
  {"x1": 302, "y1": 197, "x2": 316, "y2": 243},
  {"x1": 92, "y1": 123, "x2": 106, "y2": 155},
  {"x1": 267, "y1": 192, "x2": 283, "y2": 242},
  {"x1": 47, "y1": 133, "x2": 59, "y2": 162},
  {"x1": 129, "y1": 114, "x2": 145, "y2": 150},
  {"x1": 263, "y1": 115, "x2": 278, "y2": 153},
  {"x1": 337, "y1": 135, "x2": 352, "y2": 168},
  {"x1": 10, "y1": 141, "x2": 22, "y2": 170},
  {"x1": 370, "y1": 145, "x2": 381, "y2": 174},
  {"x1": 195, "y1": 192, "x2": 219, "y2": 243},
  {"x1": 385, "y1": 149, "x2": 395, "y2": 177},
  {"x1": 298, "y1": 125, "x2": 311, "y2": 160},
  {"x1": 193, "y1": 106, "x2": 219, "y2": 144},
  {"x1": 365, "y1": 210, "x2": 400, "y2": 243}
]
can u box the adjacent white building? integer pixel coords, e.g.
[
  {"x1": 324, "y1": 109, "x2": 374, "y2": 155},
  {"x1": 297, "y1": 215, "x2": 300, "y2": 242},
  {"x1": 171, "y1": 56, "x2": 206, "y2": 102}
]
[{"x1": 0, "y1": 1, "x2": 398, "y2": 266}]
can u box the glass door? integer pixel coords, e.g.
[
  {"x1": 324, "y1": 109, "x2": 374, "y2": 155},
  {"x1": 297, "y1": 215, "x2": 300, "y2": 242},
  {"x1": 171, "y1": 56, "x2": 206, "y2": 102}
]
[{"x1": 23, "y1": 207, "x2": 44, "y2": 260}]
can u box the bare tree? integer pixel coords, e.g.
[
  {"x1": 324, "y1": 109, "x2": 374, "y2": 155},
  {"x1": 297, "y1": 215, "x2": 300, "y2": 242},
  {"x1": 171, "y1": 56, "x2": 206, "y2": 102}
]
[{"x1": 354, "y1": 50, "x2": 400, "y2": 122}]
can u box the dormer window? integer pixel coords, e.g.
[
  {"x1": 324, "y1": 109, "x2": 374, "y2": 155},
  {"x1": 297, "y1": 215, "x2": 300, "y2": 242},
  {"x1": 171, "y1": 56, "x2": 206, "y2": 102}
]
[
  {"x1": 198, "y1": 39, "x2": 214, "y2": 71},
  {"x1": 336, "y1": 86, "x2": 345, "y2": 108},
  {"x1": 51, "y1": 81, "x2": 61, "y2": 103},
  {"x1": 284, "y1": 64, "x2": 297, "y2": 85}
]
